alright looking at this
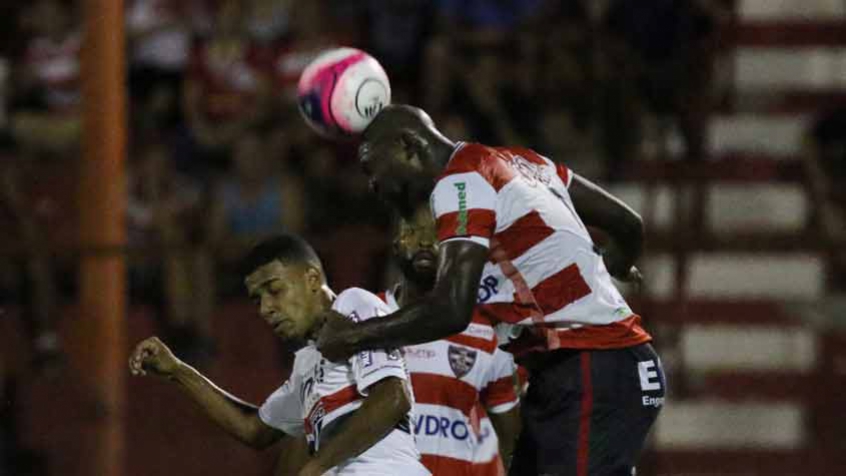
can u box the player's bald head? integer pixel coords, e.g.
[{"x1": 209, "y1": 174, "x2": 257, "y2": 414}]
[{"x1": 364, "y1": 104, "x2": 436, "y2": 141}]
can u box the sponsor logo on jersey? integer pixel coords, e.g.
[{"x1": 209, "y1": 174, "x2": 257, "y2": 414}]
[
  {"x1": 454, "y1": 182, "x2": 468, "y2": 234},
  {"x1": 477, "y1": 275, "x2": 499, "y2": 303},
  {"x1": 448, "y1": 345, "x2": 477, "y2": 378},
  {"x1": 405, "y1": 347, "x2": 437, "y2": 359},
  {"x1": 413, "y1": 414, "x2": 470, "y2": 441}
]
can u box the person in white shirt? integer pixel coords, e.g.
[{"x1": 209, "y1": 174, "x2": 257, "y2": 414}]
[{"x1": 129, "y1": 233, "x2": 429, "y2": 476}]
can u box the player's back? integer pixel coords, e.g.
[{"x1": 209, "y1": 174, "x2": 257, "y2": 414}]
[
  {"x1": 382, "y1": 290, "x2": 518, "y2": 476},
  {"x1": 431, "y1": 143, "x2": 651, "y2": 357}
]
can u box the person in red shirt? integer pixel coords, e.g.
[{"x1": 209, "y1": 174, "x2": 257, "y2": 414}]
[{"x1": 317, "y1": 104, "x2": 664, "y2": 475}]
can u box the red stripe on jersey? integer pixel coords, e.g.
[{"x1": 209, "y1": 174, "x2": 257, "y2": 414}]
[
  {"x1": 437, "y1": 209, "x2": 496, "y2": 242},
  {"x1": 492, "y1": 211, "x2": 555, "y2": 262},
  {"x1": 556, "y1": 162, "x2": 571, "y2": 188},
  {"x1": 321, "y1": 385, "x2": 360, "y2": 413},
  {"x1": 535, "y1": 264, "x2": 592, "y2": 315},
  {"x1": 481, "y1": 375, "x2": 518, "y2": 409},
  {"x1": 446, "y1": 330, "x2": 498, "y2": 354},
  {"x1": 421, "y1": 454, "x2": 504, "y2": 476},
  {"x1": 505, "y1": 315, "x2": 652, "y2": 356},
  {"x1": 443, "y1": 143, "x2": 516, "y2": 192},
  {"x1": 411, "y1": 373, "x2": 479, "y2": 416},
  {"x1": 577, "y1": 352, "x2": 593, "y2": 476}
]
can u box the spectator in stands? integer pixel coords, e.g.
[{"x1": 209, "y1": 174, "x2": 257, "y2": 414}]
[
  {"x1": 182, "y1": 0, "x2": 273, "y2": 175},
  {"x1": 0, "y1": 153, "x2": 61, "y2": 370},
  {"x1": 354, "y1": 0, "x2": 433, "y2": 101},
  {"x1": 9, "y1": 0, "x2": 81, "y2": 160},
  {"x1": 599, "y1": 0, "x2": 723, "y2": 176},
  {"x1": 422, "y1": 0, "x2": 544, "y2": 117},
  {"x1": 208, "y1": 128, "x2": 304, "y2": 295},
  {"x1": 244, "y1": 0, "x2": 291, "y2": 45},
  {"x1": 270, "y1": 0, "x2": 341, "y2": 106},
  {"x1": 128, "y1": 138, "x2": 214, "y2": 363},
  {"x1": 805, "y1": 107, "x2": 846, "y2": 291}
]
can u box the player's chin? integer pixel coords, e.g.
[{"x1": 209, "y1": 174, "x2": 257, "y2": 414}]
[{"x1": 410, "y1": 261, "x2": 437, "y2": 283}]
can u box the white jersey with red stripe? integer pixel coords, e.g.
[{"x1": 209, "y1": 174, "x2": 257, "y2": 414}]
[
  {"x1": 382, "y1": 289, "x2": 518, "y2": 476},
  {"x1": 259, "y1": 288, "x2": 429, "y2": 476},
  {"x1": 430, "y1": 143, "x2": 652, "y2": 357}
]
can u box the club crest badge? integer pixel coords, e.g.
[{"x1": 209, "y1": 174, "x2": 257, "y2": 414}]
[{"x1": 448, "y1": 345, "x2": 477, "y2": 378}]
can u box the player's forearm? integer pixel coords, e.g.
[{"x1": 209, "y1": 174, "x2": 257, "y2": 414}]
[
  {"x1": 345, "y1": 298, "x2": 466, "y2": 354},
  {"x1": 307, "y1": 379, "x2": 409, "y2": 474},
  {"x1": 274, "y1": 436, "x2": 311, "y2": 476},
  {"x1": 170, "y1": 363, "x2": 273, "y2": 448},
  {"x1": 489, "y1": 406, "x2": 521, "y2": 469}
]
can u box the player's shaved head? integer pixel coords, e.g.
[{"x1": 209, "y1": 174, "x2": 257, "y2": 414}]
[{"x1": 364, "y1": 104, "x2": 435, "y2": 140}]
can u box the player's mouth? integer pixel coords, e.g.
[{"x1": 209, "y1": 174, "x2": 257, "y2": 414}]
[
  {"x1": 412, "y1": 250, "x2": 437, "y2": 269},
  {"x1": 273, "y1": 320, "x2": 291, "y2": 335}
]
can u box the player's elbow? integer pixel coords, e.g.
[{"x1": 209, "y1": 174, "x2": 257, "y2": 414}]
[{"x1": 242, "y1": 417, "x2": 278, "y2": 450}]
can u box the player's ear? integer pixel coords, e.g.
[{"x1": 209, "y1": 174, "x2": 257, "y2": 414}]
[
  {"x1": 400, "y1": 129, "x2": 428, "y2": 166},
  {"x1": 305, "y1": 266, "x2": 322, "y2": 292}
]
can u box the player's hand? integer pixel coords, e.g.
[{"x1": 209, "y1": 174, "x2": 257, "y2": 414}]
[
  {"x1": 128, "y1": 336, "x2": 181, "y2": 378},
  {"x1": 315, "y1": 311, "x2": 357, "y2": 362}
]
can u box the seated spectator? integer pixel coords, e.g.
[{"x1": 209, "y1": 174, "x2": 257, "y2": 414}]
[
  {"x1": 9, "y1": 0, "x2": 81, "y2": 159},
  {"x1": 0, "y1": 153, "x2": 61, "y2": 370},
  {"x1": 182, "y1": 0, "x2": 273, "y2": 175},
  {"x1": 208, "y1": 128, "x2": 304, "y2": 295},
  {"x1": 128, "y1": 138, "x2": 214, "y2": 363},
  {"x1": 355, "y1": 0, "x2": 433, "y2": 100},
  {"x1": 422, "y1": 0, "x2": 544, "y2": 114},
  {"x1": 270, "y1": 0, "x2": 341, "y2": 106}
]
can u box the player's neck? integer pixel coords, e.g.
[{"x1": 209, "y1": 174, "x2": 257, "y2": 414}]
[
  {"x1": 306, "y1": 286, "x2": 336, "y2": 341},
  {"x1": 396, "y1": 276, "x2": 434, "y2": 307},
  {"x1": 431, "y1": 134, "x2": 457, "y2": 168}
]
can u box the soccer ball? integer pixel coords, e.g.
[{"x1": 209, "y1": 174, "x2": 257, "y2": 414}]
[{"x1": 297, "y1": 47, "x2": 391, "y2": 138}]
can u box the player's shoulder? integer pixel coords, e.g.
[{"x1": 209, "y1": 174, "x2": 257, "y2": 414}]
[
  {"x1": 439, "y1": 142, "x2": 516, "y2": 192},
  {"x1": 332, "y1": 287, "x2": 391, "y2": 322},
  {"x1": 443, "y1": 142, "x2": 497, "y2": 174}
]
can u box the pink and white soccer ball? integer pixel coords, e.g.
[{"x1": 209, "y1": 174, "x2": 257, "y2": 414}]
[{"x1": 297, "y1": 47, "x2": 391, "y2": 138}]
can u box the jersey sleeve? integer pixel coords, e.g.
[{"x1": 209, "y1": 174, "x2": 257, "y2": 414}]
[
  {"x1": 333, "y1": 288, "x2": 409, "y2": 395},
  {"x1": 259, "y1": 379, "x2": 305, "y2": 436},
  {"x1": 480, "y1": 348, "x2": 519, "y2": 414},
  {"x1": 431, "y1": 160, "x2": 498, "y2": 247}
]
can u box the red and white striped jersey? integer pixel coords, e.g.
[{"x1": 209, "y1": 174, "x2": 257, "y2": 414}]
[
  {"x1": 382, "y1": 289, "x2": 519, "y2": 476},
  {"x1": 430, "y1": 143, "x2": 651, "y2": 357},
  {"x1": 259, "y1": 288, "x2": 429, "y2": 476}
]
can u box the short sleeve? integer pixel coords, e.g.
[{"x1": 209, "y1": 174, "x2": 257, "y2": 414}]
[
  {"x1": 480, "y1": 348, "x2": 519, "y2": 414},
  {"x1": 431, "y1": 171, "x2": 497, "y2": 247},
  {"x1": 259, "y1": 379, "x2": 305, "y2": 436},
  {"x1": 351, "y1": 347, "x2": 408, "y2": 395},
  {"x1": 332, "y1": 288, "x2": 410, "y2": 395}
]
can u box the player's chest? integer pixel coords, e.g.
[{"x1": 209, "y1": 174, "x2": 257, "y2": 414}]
[
  {"x1": 294, "y1": 350, "x2": 353, "y2": 414},
  {"x1": 405, "y1": 341, "x2": 492, "y2": 387}
]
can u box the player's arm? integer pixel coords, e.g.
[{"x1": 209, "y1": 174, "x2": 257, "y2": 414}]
[
  {"x1": 128, "y1": 336, "x2": 285, "y2": 449},
  {"x1": 568, "y1": 173, "x2": 644, "y2": 280},
  {"x1": 298, "y1": 377, "x2": 411, "y2": 476},
  {"x1": 489, "y1": 406, "x2": 521, "y2": 467},
  {"x1": 482, "y1": 349, "x2": 522, "y2": 468},
  {"x1": 318, "y1": 239, "x2": 486, "y2": 359},
  {"x1": 274, "y1": 435, "x2": 311, "y2": 476}
]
